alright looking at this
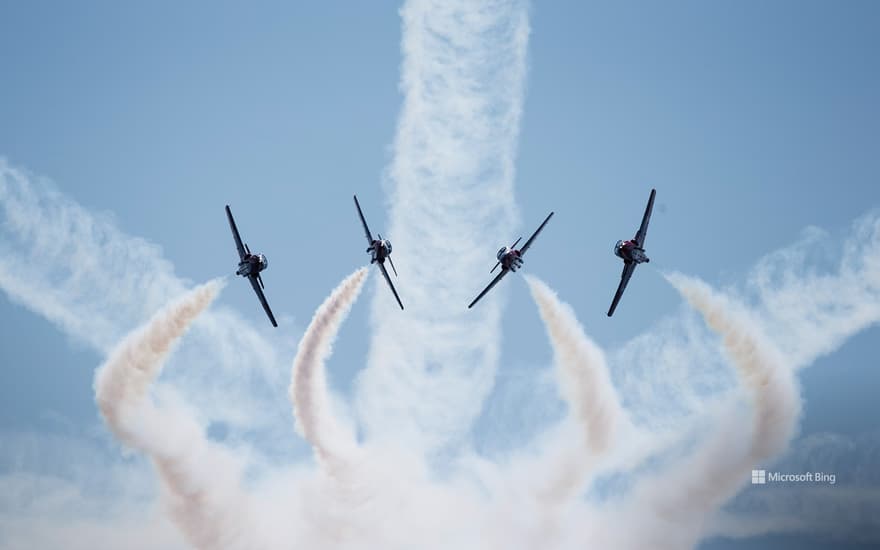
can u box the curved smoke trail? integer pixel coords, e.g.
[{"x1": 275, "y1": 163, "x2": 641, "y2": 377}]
[
  {"x1": 526, "y1": 276, "x2": 625, "y2": 499},
  {"x1": 670, "y1": 275, "x2": 800, "y2": 462},
  {"x1": 290, "y1": 267, "x2": 368, "y2": 473},
  {"x1": 95, "y1": 280, "x2": 222, "y2": 444},
  {"x1": 519, "y1": 276, "x2": 626, "y2": 548},
  {"x1": 95, "y1": 280, "x2": 264, "y2": 550},
  {"x1": 606, "y1": 274, "x2": 801, "y2": 549}
]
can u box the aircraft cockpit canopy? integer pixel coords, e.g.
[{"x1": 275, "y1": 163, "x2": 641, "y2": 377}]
[
  {"x1": 258, "y1": 254, "x2": 268, "y2": 269},
  {"x1": 615, "y1": 240, "x2": 625, "y2": 252},
  {"x1": 497, "y1": 246, "x2": 509, "y2": 261}
]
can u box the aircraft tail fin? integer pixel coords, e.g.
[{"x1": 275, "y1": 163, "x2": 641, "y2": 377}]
[
  {"x1": 257, "y1": 274, "x2": 265, "y2": 289},
  {"x1": 245, "y1": 243, "x2": 251, "y2": 255},
  {"x1": 490, "y1": 260, "x2": 501, "y2": 273}
]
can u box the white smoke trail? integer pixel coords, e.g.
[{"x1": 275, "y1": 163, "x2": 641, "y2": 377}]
[
  {"x1": 670, "y1": 274, "x2": 801, "y2": 462},
  {"x1": 525, "y1": 275, "x2": 625, "y2": 499},
  {"x1": 0, "y1": 160, "x2": 287, "y2": 436},
  {"x1": 748, "y1": 214, "x2": 880, "y2": 368},
  {"x1": 0, "y1": 159, "x2": 186, "y2": 351},
  {"x1": 356, "y1": 0, "x2": 530, "y2": 452},
  {"x1": 94, "y1": 280, "x2": 222, "y2": 444},
  {"x1": 506, "y1": 276, "x2": 626, "y2": 548},
  {"x1": 289, "y1": 268, "x2": 496, "y2": 550},
  {"x1": 2, "y1": 1, "x2": 879, "y2": 545},
  {"x1": 94, "y1": 281, "x2": 265, "y2": 550},
  {"x1": 601, "y1": 275, "x2": 801, "y2": 550},
  {"x1": 614, "y1": 213, "x2": 880, "y2": 433},
  {"x1": 290, "y1": 267, "x2": 368, "y2": 472}
]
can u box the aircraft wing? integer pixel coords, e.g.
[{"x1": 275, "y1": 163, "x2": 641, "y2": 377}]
[
  {"x1": 377, "y1": 261, "x2": 404, "y2": 310},
  {"x1": 353, "y1": 195, "x2": 375, "y2": 245},
  {"x1": 468, "y1": 268, "x2": 510, "y2": 309},
  {"x1": 607, "y1": 262, "x2": 637, "y2": 317},
  {"x1": 226, "y1": 205, "x2": 247, "y2": 260},
  {"x1": 633, "y1": 189, "x2": 656, "y2": 248},
  {"x1": 520, "y1": 212, "x2": 555, "y2": 256},
  {"x1": 248, "y1": 275, "x2": 278, "y2": 327}
]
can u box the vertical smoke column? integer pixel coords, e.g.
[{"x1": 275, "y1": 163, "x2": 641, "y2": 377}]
[
  {"x1": 291, "y1": 268, "x2": 368, "y2": 475},
  {"x1": 610, "y1": 275, "x2": 801, "y2": 549},
  {"x1": 357, "y1": 0, "x2": 531, "y2": 452},
  {"x1": 95, "y1": 281, "x2": 263, "y2": 550}
]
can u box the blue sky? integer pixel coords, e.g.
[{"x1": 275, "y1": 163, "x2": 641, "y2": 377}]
[{"x1": 1, "y1": 1, "x2": 879, "y2": 548}]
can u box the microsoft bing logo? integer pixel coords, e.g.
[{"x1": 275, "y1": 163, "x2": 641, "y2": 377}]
[{"x1": 749, "y1": 469, "x2": 836, "y2": 485}]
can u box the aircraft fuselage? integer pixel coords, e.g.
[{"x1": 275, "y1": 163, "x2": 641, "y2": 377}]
[
  {"x1": 368, "y1": 239, "x2": 392, "y2": 264},
  {"x1": 497, "y1": 247, "x2": 524, "y2": 272},
  {"x1": 237, "y1": 253, "x2": 268, "y2": 277},
  {"x1": 615, "y1": 240, "x2": 650, "y2": 264}
]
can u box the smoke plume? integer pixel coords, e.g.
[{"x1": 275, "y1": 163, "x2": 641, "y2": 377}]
[
  {"x1": 525, "y1": 276, "x2": 625, "y2": 498},
  {"x1": 603, "y1": 274, "x2": 802, "y2": 549},
  {"x1": 290, "y1": 267, "x2": 368, "y2": 473},
  {"x1": 95, "y1": 280, "x2": 222, "y2": 445},
  {"x1": 94, "y1": 281, "x2": 264, "y2": 550},
  {"x1": 3, "y1": 0, "x2": 879, "y2": 547}
]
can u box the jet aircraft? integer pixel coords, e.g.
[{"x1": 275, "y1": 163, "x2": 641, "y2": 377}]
[
  {"x1": 225, "y1": 205, "x2": 278, "y2": 327},
  {"x1": 607, "y1": 188, "x2": 656, "y2": 317},
  {"x1": 353, "y1": 195, "x2": 404, "y2": 310},
  {"x1": 468, "y1": 212, "x2": 554, "y2": 309}
]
